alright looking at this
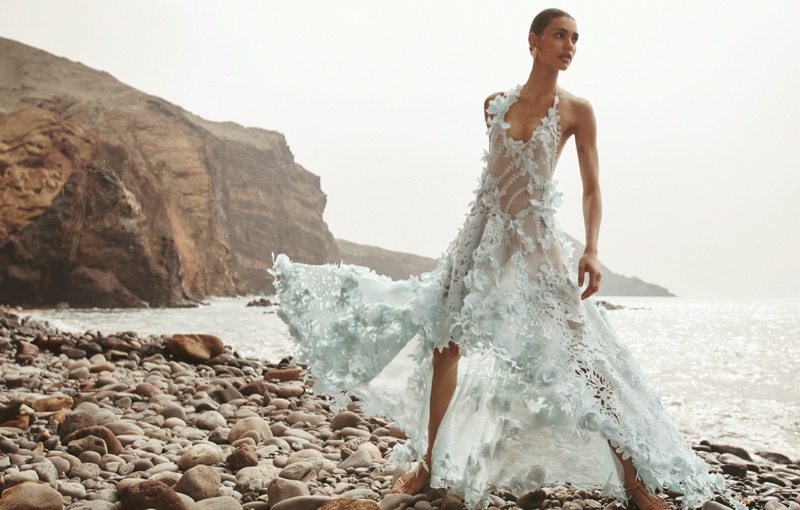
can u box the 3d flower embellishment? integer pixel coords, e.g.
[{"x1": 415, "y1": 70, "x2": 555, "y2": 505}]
[
  {"x1": 485, "y1": 93, "x2": 515, "y2": 135},
  {"x1": 578, "y1": 411, "x2": 601, "y2": 432}
]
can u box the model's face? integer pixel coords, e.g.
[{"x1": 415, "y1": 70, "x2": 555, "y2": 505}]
[{"x1": 531, "y1": 16, "x2": 579, "y2": 70}]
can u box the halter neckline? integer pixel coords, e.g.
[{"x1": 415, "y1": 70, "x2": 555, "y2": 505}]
[{"x1": 500, "y1": 84, "x2": 560, "y2": 146}]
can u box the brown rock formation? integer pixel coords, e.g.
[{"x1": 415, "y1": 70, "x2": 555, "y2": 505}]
[{"x1": 0, "y1": 36, "x2": 339, "y2": 306}]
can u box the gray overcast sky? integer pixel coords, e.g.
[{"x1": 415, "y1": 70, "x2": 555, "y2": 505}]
[{"x1": 2, "y1": 1, "x2": 800, "y2": 297}]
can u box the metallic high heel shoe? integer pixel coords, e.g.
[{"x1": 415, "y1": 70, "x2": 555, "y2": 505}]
[
  {"x1": 391, "y1": 456, "x2": 431, "y2": 495},
  {"x1": 624, "y1": 480, "x2": 671, "y2": 510}
]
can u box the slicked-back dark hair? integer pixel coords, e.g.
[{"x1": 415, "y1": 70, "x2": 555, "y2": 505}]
[{"x1": 529, "y1": 8, "x2": 574, "y2": 36}]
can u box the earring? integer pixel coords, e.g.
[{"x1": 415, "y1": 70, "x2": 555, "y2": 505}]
[{"x1": 531, "y1": 47, "x2": 539, "y2": 59}]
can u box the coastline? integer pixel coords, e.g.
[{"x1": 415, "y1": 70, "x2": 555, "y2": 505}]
[{"x1": 0, "y1": 308, "x2": 798, "y2": 510}]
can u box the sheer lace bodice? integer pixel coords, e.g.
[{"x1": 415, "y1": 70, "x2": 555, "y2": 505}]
[{"x1": 488, "y1": 86, "x2": 561, "y2": 218}]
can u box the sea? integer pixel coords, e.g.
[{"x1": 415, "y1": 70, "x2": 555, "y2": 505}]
[{"x1": 26, "y1": 296, "x2": 800, "y2": 460}]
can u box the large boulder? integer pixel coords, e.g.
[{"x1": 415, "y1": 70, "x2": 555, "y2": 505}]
[{"x1": 166, "y1": 334, "x2": 224, "y2": 363}]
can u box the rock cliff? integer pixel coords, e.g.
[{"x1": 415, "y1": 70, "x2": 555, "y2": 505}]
[{"x1": 0, "y1": 37, "x2": 338, "y2": 307}]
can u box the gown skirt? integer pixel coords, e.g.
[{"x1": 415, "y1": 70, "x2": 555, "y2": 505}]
[{"x1": 270, "y1": 85, "x2": 735, "y2": 510}]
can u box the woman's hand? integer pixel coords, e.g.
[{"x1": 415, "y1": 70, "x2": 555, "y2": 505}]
[{"x1": 578, "y1": 250, "x2": 602, "y2": 300}]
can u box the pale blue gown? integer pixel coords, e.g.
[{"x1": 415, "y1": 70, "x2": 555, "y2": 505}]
[{"x1": 270, "y1": 85, "x2": 735, "y2": 510}]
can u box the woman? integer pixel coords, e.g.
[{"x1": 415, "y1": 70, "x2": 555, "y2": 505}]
[{"x1": 271, "y1": 8, "x2": 734, "y2": 510}]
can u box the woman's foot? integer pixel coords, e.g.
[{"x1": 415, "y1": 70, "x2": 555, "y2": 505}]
[
  {"x1": 624, "y1": 480, "x2": 670, "y2": 510},
  {"x1": 391, "y1": 456, "x2": 431, "y2": 495}
]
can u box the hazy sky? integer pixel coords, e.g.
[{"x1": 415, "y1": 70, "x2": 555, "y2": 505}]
[{"x1": 2, "y1": 1, "x2": 799, "y2": 297}]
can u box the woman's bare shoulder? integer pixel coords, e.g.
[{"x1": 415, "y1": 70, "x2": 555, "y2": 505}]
[{"x1": 558, "y1": 88, "x2": 594, "y2": 114}]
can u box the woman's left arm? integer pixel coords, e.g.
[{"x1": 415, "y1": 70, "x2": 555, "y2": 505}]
[{"x1": 573, "y1": 99, "x2": 602, "y2": 300}]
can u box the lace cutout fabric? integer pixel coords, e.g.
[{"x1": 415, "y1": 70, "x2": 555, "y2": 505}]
[{"x1": 270, "y1": 84, "x2": 739, "y2": 510}]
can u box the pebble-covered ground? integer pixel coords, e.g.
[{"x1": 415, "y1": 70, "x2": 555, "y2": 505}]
[{"x1": 0, "y1": 308, "x2": 798, "y2": 510}]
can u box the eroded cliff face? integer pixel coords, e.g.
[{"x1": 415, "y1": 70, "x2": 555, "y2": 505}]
[
  {"x1": 0, "y1": 108, "x2": 186, "y2": 307},
  {"x1": 0, "y1": 37, "x2": 338, "y2": 306}
]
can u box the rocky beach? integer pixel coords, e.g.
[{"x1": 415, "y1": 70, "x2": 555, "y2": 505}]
[{"x1": 0, "y1": 307, "x2": 798, "y2": 510}]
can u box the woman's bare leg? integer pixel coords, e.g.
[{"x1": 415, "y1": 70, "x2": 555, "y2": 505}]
[
  {"x1": 392, "y1": 341, "x2": 461, "y2": 494},
  {"x1": 608, "y1": 440, "x2": 637, "y2": 487},
  {"x1": 608, "y1": 441, "x2": 670, "y2": 509}
]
